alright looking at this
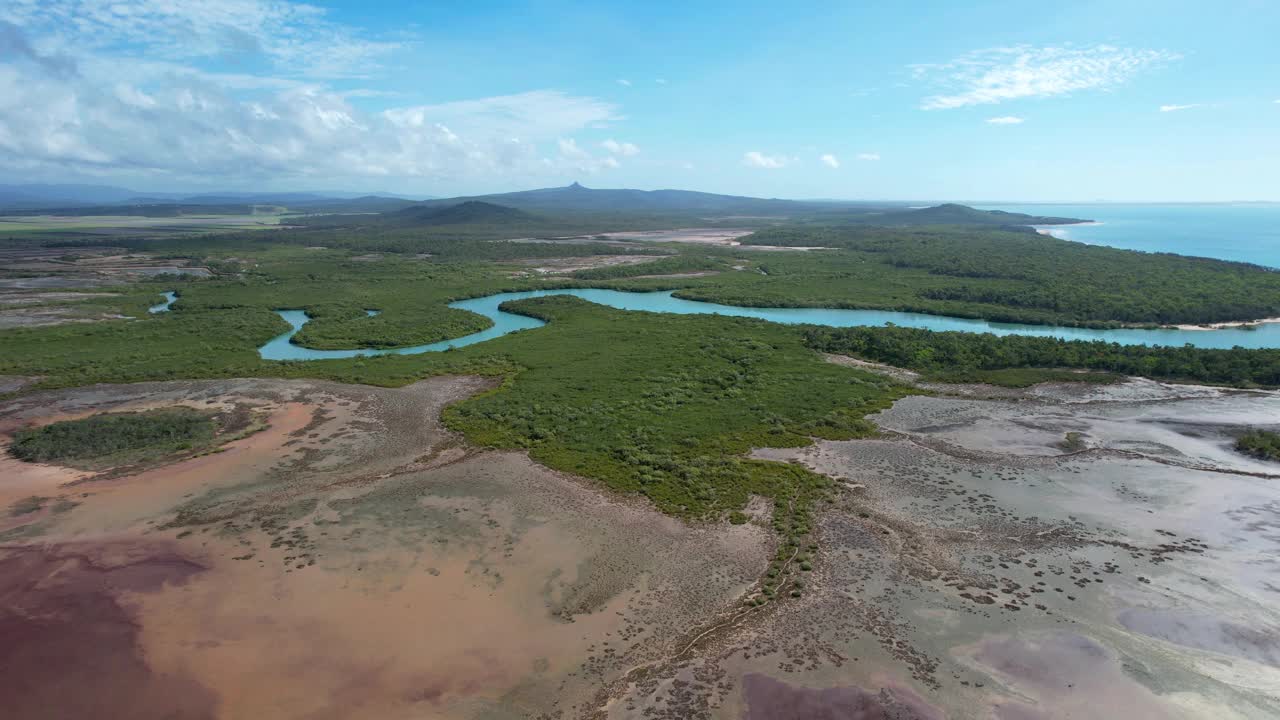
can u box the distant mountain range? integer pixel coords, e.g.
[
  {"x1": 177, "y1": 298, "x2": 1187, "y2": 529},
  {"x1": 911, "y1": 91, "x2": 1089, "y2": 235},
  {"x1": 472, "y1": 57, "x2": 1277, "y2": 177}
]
[
  {"x1": 409, "y1": 181, "x2": 826, "y2": 215},
  {"x1": 387, "y1": 200, "x2": 537, "y2": 226},
  {"x1": 381, "y1": 185, "x2": 1085, "y2": 227},
  {"x1": 0, "y1": 183, "x2": 432, "y2": 211},
  {"x1": 0, "y1": 181, "x2": 1088, "y2": 228}
]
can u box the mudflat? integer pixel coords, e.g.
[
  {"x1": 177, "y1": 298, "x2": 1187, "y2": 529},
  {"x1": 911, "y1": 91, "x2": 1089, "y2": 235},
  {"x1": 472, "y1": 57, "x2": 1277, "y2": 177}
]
[{"x1": 0, "y1": 377, "x2": 768, "y2": 719}]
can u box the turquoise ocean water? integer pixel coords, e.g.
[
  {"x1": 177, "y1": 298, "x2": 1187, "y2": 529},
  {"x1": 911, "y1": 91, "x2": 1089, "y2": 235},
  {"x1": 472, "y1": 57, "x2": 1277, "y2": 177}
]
[{"x1": 981, "y1": 203, "x2": 1280, "y2": 269}]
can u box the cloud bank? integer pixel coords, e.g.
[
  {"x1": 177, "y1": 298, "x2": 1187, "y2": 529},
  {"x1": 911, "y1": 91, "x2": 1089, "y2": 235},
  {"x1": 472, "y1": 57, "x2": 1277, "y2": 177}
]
[{"x1": 0, "y1": 3, "x2": 624, "y2": 186}]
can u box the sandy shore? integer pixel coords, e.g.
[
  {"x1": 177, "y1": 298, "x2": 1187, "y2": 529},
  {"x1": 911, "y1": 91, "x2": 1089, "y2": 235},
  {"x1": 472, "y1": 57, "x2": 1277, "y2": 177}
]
[
  {"x1": 1035, "y1": 220, "x2": 1103, "y2": 239},
  {"x1": 1170, "y1": 316, "x2": 1280, "y2": 331}
]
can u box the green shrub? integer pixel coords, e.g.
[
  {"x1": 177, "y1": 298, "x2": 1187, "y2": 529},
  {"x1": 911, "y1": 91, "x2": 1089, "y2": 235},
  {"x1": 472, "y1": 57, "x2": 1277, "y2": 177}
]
[
  {"x1": 1237, "y1": 429, "x2": 1280, "y2": 461},
  {"x1": 10, "y1": 408, "x2": 217, "y2": 465}
]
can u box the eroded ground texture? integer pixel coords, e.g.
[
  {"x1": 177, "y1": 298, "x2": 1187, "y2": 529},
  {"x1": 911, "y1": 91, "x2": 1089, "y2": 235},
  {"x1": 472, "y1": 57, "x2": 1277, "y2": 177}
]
[
  {"x1": 0, "y1": 378, "x2": 767, "y2": 720},
  {"x1": 3, "y1": 374, "x2": 1279, "y2": 719}
]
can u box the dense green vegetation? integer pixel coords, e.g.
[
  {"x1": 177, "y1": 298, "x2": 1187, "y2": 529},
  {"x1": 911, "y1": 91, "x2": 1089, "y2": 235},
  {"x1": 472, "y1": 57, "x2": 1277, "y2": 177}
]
[
  {"x1": 4, "y1": 212, "x2": 1280, "y2": 589},
  {"x1": 803, "y1": 325, "x2": 1280, "y2": 387},
  {"x1": 444, "y1": 295, "x2": 908, "y2": 534},
  {"x1": 9, "y1": 408, "x2": 217, "y2": 465},
  {"x1": 18, "y1": 204, "x2": 1279, "y2": 329},
  {"x1": 729, "y1": 226, "x2": 1280, "y2": 326},
  {"x1": 1236, "y1": 429, "x2": 1280, "y2": 461},
  {"x1": 290, "y1": 303, "x2": 492, "y2": 350},
  {"x1": 0, "y1": 250, "x2": 523, "y2": 387},
  {"x1": 809, "y1": 203, "x2": 1083, "y2": 227}
]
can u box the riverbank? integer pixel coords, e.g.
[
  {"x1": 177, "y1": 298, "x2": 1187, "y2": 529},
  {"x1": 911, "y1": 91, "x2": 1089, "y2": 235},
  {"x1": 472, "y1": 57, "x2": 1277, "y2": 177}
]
[
  {"x1": 1170, "y1": 316, "x2": 1280, "y2": 331},
  {"x1": 262, "y1": 289, "x2": 1280, "y2": 362}
]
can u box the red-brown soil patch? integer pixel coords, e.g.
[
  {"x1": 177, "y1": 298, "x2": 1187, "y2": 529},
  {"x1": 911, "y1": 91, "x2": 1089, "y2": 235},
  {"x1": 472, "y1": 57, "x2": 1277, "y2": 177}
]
[{"x1": 0, "y1": 540, "x2": 215, "y2": 720}]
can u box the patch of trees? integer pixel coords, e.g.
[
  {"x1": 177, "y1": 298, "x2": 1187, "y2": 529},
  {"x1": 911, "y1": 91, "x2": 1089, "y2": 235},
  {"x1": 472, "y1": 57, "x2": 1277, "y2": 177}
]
[
  {"x1": 739, "y1": 226, "x2": 1280, "y2": 325},
  {"x1": 290, "y1": 303, "x2": 492, "y2": 350},
  {"x1": 1236, "y1": 429, "x2": 1280, "y2": 461},
  {"x1": 9, "y1": 408, "x2": 217, "y2": 463},
  {"x1": 803, "y1": 325, "x2": 1280, "y2": 387}
]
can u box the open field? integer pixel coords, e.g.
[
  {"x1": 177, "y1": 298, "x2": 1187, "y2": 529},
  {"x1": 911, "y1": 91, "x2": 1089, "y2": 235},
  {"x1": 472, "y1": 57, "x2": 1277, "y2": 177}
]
[{"x1": 0, "y1": 214, "x2": 292, "y2": 238}]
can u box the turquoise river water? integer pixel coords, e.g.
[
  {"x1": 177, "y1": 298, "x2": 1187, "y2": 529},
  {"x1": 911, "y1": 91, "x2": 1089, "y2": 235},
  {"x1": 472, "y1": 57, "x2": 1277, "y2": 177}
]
[
  {"x1": 252, "y1": 288, "x2": 1280, "y2": 361},
  {"x1": 148, "y1": 291, "x2": 177, "y2": 314}
]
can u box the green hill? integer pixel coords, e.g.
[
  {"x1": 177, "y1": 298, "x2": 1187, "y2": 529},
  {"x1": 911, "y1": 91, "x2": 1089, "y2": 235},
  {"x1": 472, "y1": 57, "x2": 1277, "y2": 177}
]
[
  {"x1": 819, "y1": 203, "x2": 1085, "y2": 227},
  {"x1": 387, "y1": 200, "x2": 538, "y2": 226},
  {"x1": 411, "y1": 182, "x2": 813, "y2": 215}
]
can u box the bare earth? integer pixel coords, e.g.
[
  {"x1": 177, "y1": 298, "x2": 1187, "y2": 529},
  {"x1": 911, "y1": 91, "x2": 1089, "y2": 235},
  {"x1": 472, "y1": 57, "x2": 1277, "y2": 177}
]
[
  {"x1": 0, "y1": 378, "x2": 767, "y2": 720},
  {"x1": 3, "y1": 371, "x2": 1280, "y2": 719}
]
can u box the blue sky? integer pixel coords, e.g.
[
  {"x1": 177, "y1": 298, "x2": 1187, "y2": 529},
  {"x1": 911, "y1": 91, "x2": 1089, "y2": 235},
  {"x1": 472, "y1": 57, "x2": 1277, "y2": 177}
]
[{"x1": 1, "y1": 0, "x2": 1276, "y2": 200}]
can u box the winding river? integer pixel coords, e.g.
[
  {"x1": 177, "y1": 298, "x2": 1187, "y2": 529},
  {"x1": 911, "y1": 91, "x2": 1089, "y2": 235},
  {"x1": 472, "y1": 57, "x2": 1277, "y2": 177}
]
[
  {"x1": 250, "y1": 289, "x2": 1280, "y2": 361},
  {"x1": 148, "y1": 291, "x2": 177, "y2": 314}
]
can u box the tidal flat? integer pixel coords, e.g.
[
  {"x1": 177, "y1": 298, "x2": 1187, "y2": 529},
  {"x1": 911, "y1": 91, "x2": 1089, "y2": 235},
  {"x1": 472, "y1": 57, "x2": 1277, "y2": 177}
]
[
  {"x1": 0, "y1": 377, "x2": 768, "y2": 720},
  {"x1": 2, "y1": 374, "x2": 1278, "y2": 719},
  {"x1": 730, "y1": 378, "x2": 1280, "y2": 720}
]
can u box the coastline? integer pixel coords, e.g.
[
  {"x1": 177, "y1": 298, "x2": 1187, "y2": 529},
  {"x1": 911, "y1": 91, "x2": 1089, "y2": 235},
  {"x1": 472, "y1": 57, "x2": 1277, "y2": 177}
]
[
  {"x1": 1168, "y1": 316, "x2": 1280, "y2": 331},
  {"x1": 1035, "y1": 221, "x2": 1103, "y2": 238}
]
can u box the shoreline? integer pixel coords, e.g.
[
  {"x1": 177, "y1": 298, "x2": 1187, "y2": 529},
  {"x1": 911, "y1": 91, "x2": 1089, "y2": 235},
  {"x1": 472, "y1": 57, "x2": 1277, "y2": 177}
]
[
  {"x1": 1036, "y1": 221, "x2": 1103, "y2": 238},
  {"x1": 1168, "y1": 316, "x2": 1280, "y2": 331}
]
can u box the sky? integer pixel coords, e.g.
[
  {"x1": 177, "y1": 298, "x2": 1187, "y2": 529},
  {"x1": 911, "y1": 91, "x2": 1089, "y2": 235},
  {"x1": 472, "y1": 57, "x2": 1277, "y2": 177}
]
[{"x1": 0, "y1": 0, "x2": 1276, "y2": 201}]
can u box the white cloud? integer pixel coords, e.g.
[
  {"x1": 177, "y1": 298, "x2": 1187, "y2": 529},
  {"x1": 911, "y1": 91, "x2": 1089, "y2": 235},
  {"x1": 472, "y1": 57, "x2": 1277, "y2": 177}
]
[
  {"x1": 616, "y1": 78, "x2": 632, "y2": 87},
  {"x1": 1159, "y1": 103, "x2": 1199, "y2": 112},
  {"x1": 655, "y1": 78, "x2": 667, "y2": 85},
  {"x1": 820, "y1": 153, "x2": 840, "y2": 168},
  {"x1": 856, "y1": 153, "x2": 880, "y2": 161},
  {"x1": 555, "y1": 138, "x2": 623, "y2": 173},
  {"x1": 0, "y1": 16, "x2": 623, "y2": 184},
  {"x1": 558, "y1": 138, "x2": 588, "y2": 159},
  {"x1": 0, "y1": 0, "x2": 400, "y2": 79},
  {"x1": 601, "y1": 138, "x2": 640, "y2": 156},
  {"x1": 986, "y1": 115, "x2": 1025, "y2": 125},
  {"x1": 743, "y1": 151, "x2": 787, "y2": 169},
  {"x1": 914, "y1": 45, "x2": 1177, "y2": 110}
]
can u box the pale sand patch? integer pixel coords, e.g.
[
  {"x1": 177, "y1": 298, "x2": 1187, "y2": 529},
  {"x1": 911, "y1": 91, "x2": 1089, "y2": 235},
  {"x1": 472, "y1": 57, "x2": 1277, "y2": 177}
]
[
  {"x1": 1170, "y1": 317, "x2": 1280, "y2": 331},
  {"x1": 597, "y1": 228, "x2": 755, "y2": 246},
  {"x1": 1035, "y1": 221, "x2": 1103, "y2": 239}
]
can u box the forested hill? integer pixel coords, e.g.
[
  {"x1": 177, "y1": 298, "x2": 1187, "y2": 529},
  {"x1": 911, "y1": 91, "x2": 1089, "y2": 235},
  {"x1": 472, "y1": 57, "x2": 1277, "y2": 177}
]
[
  {"x1": 381, "y1": 186, "x2": 1087, "y2": 228},
  {"x1": 696, "y1": 224, "x2": 1280, "y2": 326},
  {"x1": 411, "y1": 182, "x2": 813, "y2": 215},
  {"x1": 843, "y1": 203, "x2": 1083, "y2": 227},
  {"x1": 386, "y1": 200, "x2": 537, "y2": 226}
]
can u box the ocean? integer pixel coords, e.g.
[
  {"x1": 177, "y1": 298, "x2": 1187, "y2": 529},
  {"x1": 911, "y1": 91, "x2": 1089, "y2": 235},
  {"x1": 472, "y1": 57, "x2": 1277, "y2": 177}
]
[{"x1": 978, "y1": 203, "x2": 1280, "y2": 269}]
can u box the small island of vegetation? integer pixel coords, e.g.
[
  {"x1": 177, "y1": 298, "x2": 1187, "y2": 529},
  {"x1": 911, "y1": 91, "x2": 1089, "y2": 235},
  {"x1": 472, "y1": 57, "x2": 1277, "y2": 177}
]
[
  {"x1": 9, "y1": 407, "x2": 239, "y2": 469},
  {"x1": 1235, "y1": 429, "x2": 1280, "y2": 462}
]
